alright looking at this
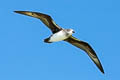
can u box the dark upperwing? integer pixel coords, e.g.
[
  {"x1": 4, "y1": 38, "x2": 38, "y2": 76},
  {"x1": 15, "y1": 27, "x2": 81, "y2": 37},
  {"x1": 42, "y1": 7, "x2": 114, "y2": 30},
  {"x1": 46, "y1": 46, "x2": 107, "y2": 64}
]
[
  {"x1": 65, "y1": 36, "x2": 104, "y2": 74},
  {"x1": 14, "y1": 11, "x2": 62, "y2": 33}
]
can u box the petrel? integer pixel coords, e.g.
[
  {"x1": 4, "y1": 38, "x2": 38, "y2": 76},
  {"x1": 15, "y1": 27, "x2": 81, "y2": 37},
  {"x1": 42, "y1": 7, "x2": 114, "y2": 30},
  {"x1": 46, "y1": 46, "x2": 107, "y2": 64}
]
[{"x1": 14, "y1": 11, "x2": 104, "y2": 74}]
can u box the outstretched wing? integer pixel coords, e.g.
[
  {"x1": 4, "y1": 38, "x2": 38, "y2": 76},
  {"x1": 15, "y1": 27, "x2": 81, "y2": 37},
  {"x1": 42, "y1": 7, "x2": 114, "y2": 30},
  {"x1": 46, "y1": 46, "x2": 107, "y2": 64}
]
[
  {"x1": 14, "y1": 11, "x2": 62, "y2": 33},
  {"x1": 65, "y1": 36, "x2": 104, "y2": 74}
]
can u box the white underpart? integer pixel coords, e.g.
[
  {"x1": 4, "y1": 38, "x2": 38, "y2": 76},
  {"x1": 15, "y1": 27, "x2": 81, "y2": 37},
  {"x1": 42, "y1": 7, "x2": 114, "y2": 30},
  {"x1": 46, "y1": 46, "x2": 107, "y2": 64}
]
[{"x1": 49, "y1": 30, "x2": 72, "y2": 42}]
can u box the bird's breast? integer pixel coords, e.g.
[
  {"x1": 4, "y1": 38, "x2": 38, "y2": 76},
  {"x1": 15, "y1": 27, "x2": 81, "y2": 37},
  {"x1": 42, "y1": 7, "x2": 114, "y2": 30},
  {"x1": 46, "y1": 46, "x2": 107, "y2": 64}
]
[{"x1": 49, "y1": 30, "x2": 69, "y2": 42}]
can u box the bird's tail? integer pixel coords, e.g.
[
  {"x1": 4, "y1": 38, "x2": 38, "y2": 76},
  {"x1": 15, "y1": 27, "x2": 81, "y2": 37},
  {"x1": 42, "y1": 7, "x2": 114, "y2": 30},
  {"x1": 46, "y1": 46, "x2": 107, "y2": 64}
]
[{"x1": 44, "y1": 38, "x2": 52, "y2": 43}]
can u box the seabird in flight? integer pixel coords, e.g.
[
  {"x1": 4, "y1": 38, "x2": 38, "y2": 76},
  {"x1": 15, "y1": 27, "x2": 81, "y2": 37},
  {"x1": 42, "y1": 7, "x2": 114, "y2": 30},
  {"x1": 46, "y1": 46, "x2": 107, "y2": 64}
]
[{"x1": 14, "y1": 11, "x2": 104, "y2": 74}]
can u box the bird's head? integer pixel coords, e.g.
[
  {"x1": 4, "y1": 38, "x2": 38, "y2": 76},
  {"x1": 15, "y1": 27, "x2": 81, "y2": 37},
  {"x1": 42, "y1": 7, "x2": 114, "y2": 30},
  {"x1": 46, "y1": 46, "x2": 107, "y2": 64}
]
[{"x1": 66, "y1": 29, "x2": 75, "y2": 35}]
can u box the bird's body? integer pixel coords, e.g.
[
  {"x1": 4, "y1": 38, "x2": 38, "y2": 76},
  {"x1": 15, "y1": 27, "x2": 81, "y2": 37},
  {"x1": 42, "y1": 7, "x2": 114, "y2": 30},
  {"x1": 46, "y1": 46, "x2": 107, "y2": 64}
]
[
  {"x1": 14, "y1": 11, "x2": 105, "y2": 74},
  {"x1": 45, "y1": 29, "x2": 74, "y2": 43}
]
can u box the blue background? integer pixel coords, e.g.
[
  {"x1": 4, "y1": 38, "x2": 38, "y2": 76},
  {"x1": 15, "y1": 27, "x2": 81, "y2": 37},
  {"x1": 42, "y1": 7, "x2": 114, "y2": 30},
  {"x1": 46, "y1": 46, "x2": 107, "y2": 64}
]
[{"x1": 0, "y1": 0, "x2": 120, "y2": 80}]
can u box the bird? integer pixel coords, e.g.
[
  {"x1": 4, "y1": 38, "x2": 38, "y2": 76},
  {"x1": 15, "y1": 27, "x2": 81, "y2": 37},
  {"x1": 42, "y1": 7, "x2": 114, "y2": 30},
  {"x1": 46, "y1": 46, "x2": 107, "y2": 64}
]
[{"x1": 14, "y1": 11, "x2": 104, "y2": 74}]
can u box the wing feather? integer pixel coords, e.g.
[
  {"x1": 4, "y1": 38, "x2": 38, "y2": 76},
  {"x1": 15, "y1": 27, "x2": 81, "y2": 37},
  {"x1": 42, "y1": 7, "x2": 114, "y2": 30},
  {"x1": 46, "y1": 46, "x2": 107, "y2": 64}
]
[
  {"x1": 14, "y1": 11, "x2": 62, "y2": 33},
  {"x1": 65, "y1": 36, "x2": 104, "y2": 73}
]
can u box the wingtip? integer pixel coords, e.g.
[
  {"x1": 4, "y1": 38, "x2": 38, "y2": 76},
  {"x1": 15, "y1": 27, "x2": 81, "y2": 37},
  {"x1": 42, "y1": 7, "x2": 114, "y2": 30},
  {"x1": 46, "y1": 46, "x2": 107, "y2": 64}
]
[
  {"x1": 14, "y1": 11, "x2": 29, "y2": 15},
  {"x1": 100, "y1": 69, "x2": 104, "y2": 74},
  {"x1": 14, "y1": 11, "x2": 19, "y2": 13},
  {"x1": 101, "y1": 68, "x2": 105, "y2": 74},
  {"x1": 98, "y1": 63, "x2": 105, "y2": 74},
  {"x1": 14, "y1": 11, "x2": 23, "y2": 13}
]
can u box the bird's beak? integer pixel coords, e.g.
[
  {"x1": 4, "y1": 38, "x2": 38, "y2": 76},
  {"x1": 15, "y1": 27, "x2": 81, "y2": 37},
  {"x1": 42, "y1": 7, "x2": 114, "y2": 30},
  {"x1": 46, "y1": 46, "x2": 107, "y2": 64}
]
[{"x1": 73, "y1": 31, "x2": 75, "y2": 33}]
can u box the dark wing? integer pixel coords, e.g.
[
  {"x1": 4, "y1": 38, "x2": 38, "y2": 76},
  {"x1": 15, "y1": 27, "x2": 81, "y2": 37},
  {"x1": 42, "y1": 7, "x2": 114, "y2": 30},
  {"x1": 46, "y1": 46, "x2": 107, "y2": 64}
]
[
  {"x1": 14, "y1": 11, "x2": 62, "y2": 33},
  {"x1": 65, "y1": 36, "x2": 104, "y2": 74}
]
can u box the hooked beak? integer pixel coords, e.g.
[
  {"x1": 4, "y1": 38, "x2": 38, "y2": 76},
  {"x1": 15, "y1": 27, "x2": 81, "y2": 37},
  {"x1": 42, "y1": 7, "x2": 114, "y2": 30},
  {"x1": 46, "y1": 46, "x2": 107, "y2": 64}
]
[{"x1": 73, "y1": 31, "x2": 75, "y2": 33}]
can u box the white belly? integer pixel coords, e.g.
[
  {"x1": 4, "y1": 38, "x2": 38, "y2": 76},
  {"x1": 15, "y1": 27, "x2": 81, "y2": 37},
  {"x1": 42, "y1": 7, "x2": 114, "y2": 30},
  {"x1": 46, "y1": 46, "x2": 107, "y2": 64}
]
[{"x1": 49, "y1": 30, "x2": 68, "y2": 42}]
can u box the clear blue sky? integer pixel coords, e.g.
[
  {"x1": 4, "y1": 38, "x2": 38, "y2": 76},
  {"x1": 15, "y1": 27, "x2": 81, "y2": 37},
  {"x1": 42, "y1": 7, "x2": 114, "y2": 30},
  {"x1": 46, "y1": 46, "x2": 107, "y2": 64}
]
[{"x1": 0, "y1": 0, "x2": 120, "y2": 80}]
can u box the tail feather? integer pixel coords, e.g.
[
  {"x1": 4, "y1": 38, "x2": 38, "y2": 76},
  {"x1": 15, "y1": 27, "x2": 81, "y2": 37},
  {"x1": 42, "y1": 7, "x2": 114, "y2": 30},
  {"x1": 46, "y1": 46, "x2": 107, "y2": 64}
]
[{"x1": 44, "y1": 38, "x2": 52, "y2": 43}]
